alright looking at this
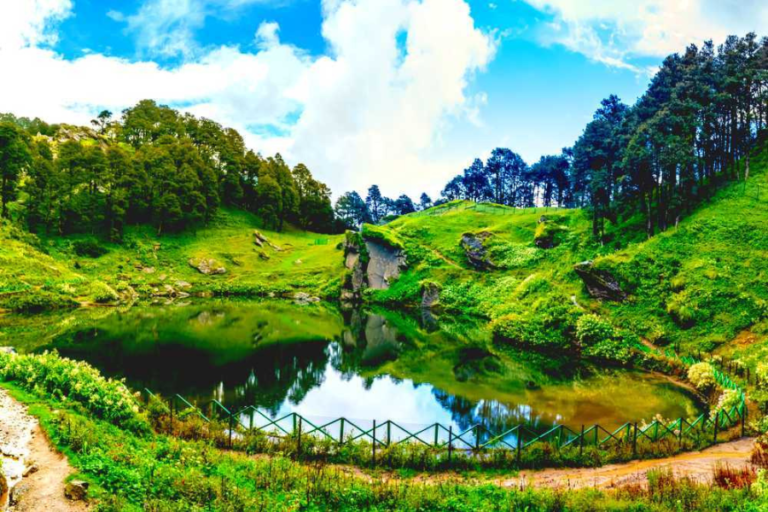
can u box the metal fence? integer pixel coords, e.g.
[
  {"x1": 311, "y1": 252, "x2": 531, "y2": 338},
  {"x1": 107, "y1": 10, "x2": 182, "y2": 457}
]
[{"x1": 143, "y1": 344, "x2": 748, "y2": 464}]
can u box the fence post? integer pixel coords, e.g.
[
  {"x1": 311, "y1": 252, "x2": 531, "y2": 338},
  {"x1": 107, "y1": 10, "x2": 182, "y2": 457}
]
[
  {"x1": 713, "y1": 411, "x2": 719, "y2": 444},
  {"x1": 632, "y1": 423, "x2": 638, "y2": 458},
  {"x1": 475, "y1": 425, "x2": 480, "y2": 452},
  {"x1": 448, "y1": 426, "x2": 453, "y2": 466},
  {"x1": 339, "y1": 417, "x2": 345, "y2": 445},
  {"x1": 372, "y1": 420, "x2": 377, "y2": 466},
  {"x1": 434, "y1": 424, "x2": 439, "y2": 448},
  {"x1": 741, "y1": 402, "x2": 747, "y2": 438},
  {"x1": 387, "y1": 421, "x2": 392, "y2": 447},
  {"x1": 297, "y1": 416, "x2": 302, "y2": 459},
  {"x1": 558, "y1": 425, "x2": 564, "y2": 448},
  {"x1": 579, "y1": 425, "x2": 585, "y2": 458},
  {"x1": 516, "y1": 428, "x2": 523, "y2": 466},
  {"x1": 228, "y1": 411, "x2": 234, "y2": 449}
]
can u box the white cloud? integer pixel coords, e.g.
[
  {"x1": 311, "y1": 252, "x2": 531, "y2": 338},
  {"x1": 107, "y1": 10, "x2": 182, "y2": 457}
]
[
  {"x1": 0, "y1": 0, "x2": 72, "y2": 51},
  {"x1": 524, "y1": 0, "x2": 768, "y2": 70},
  {"x1": 0, "y1": 0, "x2": 494, "y2": 199},
  {"x1": 288, "y1": 0, "x2": 496, "y2": 195},
  {"x1": 114, "y1": 0, "x2": 288, "y2": 59}
]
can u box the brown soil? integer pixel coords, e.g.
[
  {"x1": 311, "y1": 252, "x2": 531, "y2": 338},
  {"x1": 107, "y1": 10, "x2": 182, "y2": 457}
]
[
  {"x1": 499, "y1": 437, "x2": 756, "y2": 490},
  {"x1": 0, "y1": 389, "x2": 88, "y2": 511}
]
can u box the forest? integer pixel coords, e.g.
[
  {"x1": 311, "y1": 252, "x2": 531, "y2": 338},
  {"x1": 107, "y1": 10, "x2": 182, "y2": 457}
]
[
  {"x1": 338, "y1": 33, "x2": 768, "y2": 239},
  {"x1": 0, "y1": 34, "x2": 766, "y2": 243},
  {"x1": 0, "y1": 101, "x2": 338, "y2": 239}
]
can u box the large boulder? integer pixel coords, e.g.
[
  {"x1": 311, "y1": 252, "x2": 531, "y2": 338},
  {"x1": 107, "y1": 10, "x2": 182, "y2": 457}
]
[
  {"x1": 420, "y1": 281, "x2": 441, "y2": 309},
  {"x1": 341, "y1": 231, "x2": 407, "y2": 300},
  {"x1": 188, "y1": 258, "x2": 226, "y2": 275},
  {"x1": 64, "y1": 480, "x2": 89, "y2": 501},
  {"x1": 574, "y1": 261, "x2": 626, "y2": 301},
  {"x1": 364, "y1": 241, "x2": 406, "y2": 290},
  {"x1": 534, "y1": 216, "x2": 567, "y2": 249},
  {"x1": 460, "y1": 232, "x2": 495, "y2": 270}
]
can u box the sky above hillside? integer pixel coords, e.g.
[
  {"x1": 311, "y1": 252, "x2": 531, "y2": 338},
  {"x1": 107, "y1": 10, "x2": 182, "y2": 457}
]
[{"x1": 0, "y1": 0, "x2": 764, "y2": 198}]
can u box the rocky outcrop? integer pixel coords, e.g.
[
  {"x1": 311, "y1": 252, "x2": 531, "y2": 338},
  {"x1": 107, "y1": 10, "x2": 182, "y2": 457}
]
[
  {"x1": 460, "y1": 232, "x2": 495, "y2": 270},
  {"x1": 420, "y1": 282, "x2": 441, "y2": 309},
  {"x1": 64, "y1": 480, "x2": 89, "y2": 501},
  {"x1": 365, "y1": 241, "x2": 406, "y2": 290},
  {"x1": 253, "y1": 230, "x2": 282, "y2": 251},
  {"x1": 534, "y1": 215, "x2": 569, "y2": 249},
  {"x1": 188, "y1": 258, "x2": 226, "y2": 275},
  {"x1": 341, "y1": 231, "x2": 407, "y2": 301},
  {"x1": 574, "y1": 261, "x2": 626, "y2": 301},
  {"x1": 294, "y1": 292, "x2": 320, "y2": 304}
]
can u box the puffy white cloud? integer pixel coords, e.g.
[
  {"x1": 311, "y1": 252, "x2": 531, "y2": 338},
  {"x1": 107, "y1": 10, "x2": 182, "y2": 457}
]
[
  {"x1": 114, "y1": 0, "x2": 288, "y2": 58},
  {"x1": 288, "y1": 0, "x2": 496, "y2": 195},
  {"x1": 0, "y1": 0, "x2": 72, "y2": 51},
  {"x1": 524, "y1": 0, "x2": 768, "y2": 70},
  {"x1": 0, "y1": 0, "x2": 494, "y2": 199}
]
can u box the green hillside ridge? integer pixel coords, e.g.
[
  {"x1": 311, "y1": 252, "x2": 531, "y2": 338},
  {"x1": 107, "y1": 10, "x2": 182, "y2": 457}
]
[
  {"x1": 0, "y1": 208, "x2": 346, "y2": 311},
  {"x1": 362, "y1": 145, "x2": 768, "y2": 359},
  {"x1": 2, "y1": 146, "x2": 766, "y2": 364}
]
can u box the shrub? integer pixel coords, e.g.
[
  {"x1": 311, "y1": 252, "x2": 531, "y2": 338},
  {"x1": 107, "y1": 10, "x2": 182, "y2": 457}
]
[
  {"x1": 711, "y1": 389, "x2": 742, "y2": 418},
  {"x1": 687, "y1": 362, "x2": 717, "y2": 391},
  {"x1": 72, "y1": 239, "x2": 108, "y2": 258},
  {"x1": 1, "y1": 290, "x2": 78, "y2": 312},
  {"x1": 758, "y1": 363, "x2": 768, "y2": 389},
  {"x1": 576, "y1": 314, "x2": 614, "y2": 348},
  {"x1": 0, "y1": 351, "x2": 149, "y2": 433}
]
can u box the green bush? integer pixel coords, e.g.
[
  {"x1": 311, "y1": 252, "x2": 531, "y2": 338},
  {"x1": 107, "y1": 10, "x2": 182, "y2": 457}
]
[
  {"x1": 0, "y1": 351, "x2": 148, "y2": 433},
  {"x1": 687, "y1": 362, "x2": 717, "y2": 392},
  {"x1": 72, "y1": 239, "x2": 108, "y2": 258},
  {"x1": 1, "y1": 290, "x2": 78, "y2": 312},
  {"x1": 711, "y1": 388, "x2": 742, "y2": 418}
]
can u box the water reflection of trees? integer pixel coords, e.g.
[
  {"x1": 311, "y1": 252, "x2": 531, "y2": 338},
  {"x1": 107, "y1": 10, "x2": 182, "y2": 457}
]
[
  {"x1": 431, "y1": 390, "x2": 562, "y2": 434},
  {"x1": 47, "y1": 302, "x2": 571, "y2": 430}
]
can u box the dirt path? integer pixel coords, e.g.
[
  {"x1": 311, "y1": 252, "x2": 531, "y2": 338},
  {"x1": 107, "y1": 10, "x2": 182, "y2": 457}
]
[
  {"x1": 500, "y1": 438, "x2": 756, "y2": 490},
  {"x1": 0, "y1": 389, "x2": 88, "y2": 511}
]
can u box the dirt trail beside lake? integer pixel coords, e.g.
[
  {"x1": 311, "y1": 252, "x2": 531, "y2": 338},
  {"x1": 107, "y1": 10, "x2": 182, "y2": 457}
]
[
  {"x1": 500, "y1": 437, "x2": 755, "y2": 490},
  {"x1": 0, "y1": 389, "x2": 87, "y2": 511}
]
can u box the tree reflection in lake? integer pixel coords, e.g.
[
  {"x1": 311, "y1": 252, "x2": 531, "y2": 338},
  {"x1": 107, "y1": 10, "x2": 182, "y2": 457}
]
[{"x1": 15, "y1": 299, "x2": 702, "y2": 431}]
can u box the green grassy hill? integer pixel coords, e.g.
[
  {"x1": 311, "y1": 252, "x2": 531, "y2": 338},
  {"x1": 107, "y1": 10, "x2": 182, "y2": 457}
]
[
  {"x1": 0, "y1": 208, "x2": 345, "y2": 312},
  {"x1": 2, "y1": 146, "x2": 766, "y2": 362},
  {"x1": 364, "y1": 146, "x2": 768, "y2": 357}
]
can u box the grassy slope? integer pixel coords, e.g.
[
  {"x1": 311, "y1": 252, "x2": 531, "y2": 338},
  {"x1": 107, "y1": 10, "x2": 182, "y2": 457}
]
[
  {"x1": 596, "y1": 149, "x2": 768, "y2": 353},
  {"x1": 2, "y1": 147, "x2": 766, "y2": 363},
  {"x1": 12, "y1": 209, "x2": 343, "y2": 304},
  {"x1": 0, "y1": 224, "x2": 111, "y2": 311},
  {"x1": 367, "y1": 146, "x2": 768, "y2": 361}
]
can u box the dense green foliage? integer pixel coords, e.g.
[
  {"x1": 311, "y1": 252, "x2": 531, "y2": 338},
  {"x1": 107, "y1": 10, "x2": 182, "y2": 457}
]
[
  {"x1": 0, "y1": 374, "x2": 760, "y2": 511},
  {"x1": 1, "y1": 101, "x2": 338, "y2": 240},
  {"x1": 341, "y1": 33, "x2": 767, "y2": 243},
  {"x1": 0, "y1": 351, "x2": 148, "y2": 432}
]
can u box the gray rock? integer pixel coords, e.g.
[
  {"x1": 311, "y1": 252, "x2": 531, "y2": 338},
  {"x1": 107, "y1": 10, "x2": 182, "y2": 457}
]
[
  {"x1": 364, "y1": 241, "x2": 406, "y2": 290},
  {"x1": 460, "y1": 232, "x2": 495, "y2": 270},
  {"x1": 0, "y1": 347, "x2": 16, "y2": 354},
  {"x1": 65, "y1": 480, "x2": 89, "y2": 501},
  {"x1": 294, "y1": 292, "x2": 320, "y2": 304},
  {"x1": 574, "y1": 261, "x2": 626, "y2": 301},
  {"x1": 188, "y1": 258, "x2": 226, "y2": 275},
  {"x1": 421, "y1": 282, "x2": 441, "y2": 309}
]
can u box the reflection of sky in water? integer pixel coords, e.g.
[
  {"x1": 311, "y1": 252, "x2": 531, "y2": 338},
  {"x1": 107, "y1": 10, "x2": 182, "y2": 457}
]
[{"x1": 275, "y1": 362, "x2": 460, "y2": 429}]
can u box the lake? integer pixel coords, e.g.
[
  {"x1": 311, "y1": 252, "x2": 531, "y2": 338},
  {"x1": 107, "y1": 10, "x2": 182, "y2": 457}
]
[{"x1": 0, "y1": 299, "x2": 701, "y2": 436}]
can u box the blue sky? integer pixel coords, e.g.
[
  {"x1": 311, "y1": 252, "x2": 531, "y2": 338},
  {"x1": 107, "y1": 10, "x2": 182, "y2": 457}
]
[{"x1": 0, "y1": 0, "x2": 763, "y2": 198}]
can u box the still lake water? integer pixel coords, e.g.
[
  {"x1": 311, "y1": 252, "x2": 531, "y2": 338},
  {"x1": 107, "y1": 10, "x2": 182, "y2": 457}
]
[{"x1": 2, "y1": 299, "x2": 701, "y2": 434}]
